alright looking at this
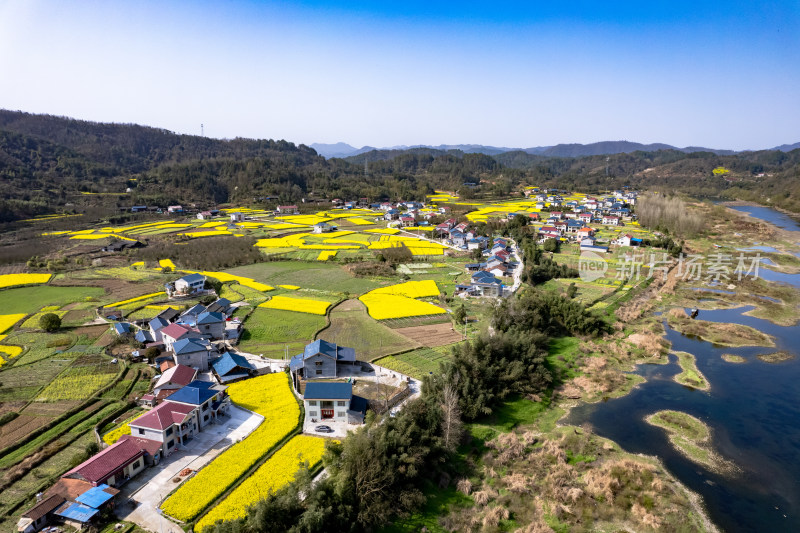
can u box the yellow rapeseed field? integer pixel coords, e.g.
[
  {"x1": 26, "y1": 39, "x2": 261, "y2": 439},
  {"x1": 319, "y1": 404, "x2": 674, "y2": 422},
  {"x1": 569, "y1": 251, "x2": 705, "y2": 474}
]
[
  {"x1": 0, "y1": 314, "x2": 26, "y2": 334},
  {"x1": 359, "y1": 293, "x2": 446, "y2": 320},
  {"x1": 371, "y1": 280, "x2": 439, "y2": 298},
  {"x1": 182, "y1": 270, "x2": 273, "y2": 292},
  {"x1": 160, "y1": 373, "x2": 300, "y2": 522},
  {"x1": 258, "y1": 295, "x2": 330, "y2": 315},
  {"x1": 0, "y1": 273, "x2": 52, "y2": 289},
  {"x1": 194, "y1": 435, "x2": 326, "y2": 531}
]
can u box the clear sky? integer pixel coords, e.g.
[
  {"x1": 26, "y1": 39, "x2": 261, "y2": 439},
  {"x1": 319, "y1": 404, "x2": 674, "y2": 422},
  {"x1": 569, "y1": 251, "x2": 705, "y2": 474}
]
[{"x1": 1, "y1": 0, "x2": 798, "y2": 150}]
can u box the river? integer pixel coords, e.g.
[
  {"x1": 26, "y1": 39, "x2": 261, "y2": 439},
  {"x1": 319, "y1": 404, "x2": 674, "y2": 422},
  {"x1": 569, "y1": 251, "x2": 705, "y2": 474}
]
[{"x1": 565, "y1": 207, "x2": 800, "y2": 533}]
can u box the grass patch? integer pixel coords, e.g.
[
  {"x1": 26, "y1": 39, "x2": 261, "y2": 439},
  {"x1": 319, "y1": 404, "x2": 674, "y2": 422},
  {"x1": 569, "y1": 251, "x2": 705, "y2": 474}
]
[
  {"x1": 317, "y1": 300, "x2": 417, "y2": 360},
  {"x1": 672, "y1": 351, "x2": 710, "y2": 390},
  {"x1": 721, "y1": 353, "x2": 747, "y2": 363},
  {"x1": 547, "y1": 336, "x2": 582, "y2": 384},
  {"x1": 645, "y1": 410, "x2": 736, "y2": 473},
  {"x1": 227, "y1": 262, "x2": 385, "y2": 295},
  {"x1": 238, "y1": 308, "x2": 325, "y2": 357},
  {"x1": 375, "y1": 346, "x2": 453, "y2": 380},
  {"x1": 0, "y1": 286, "x2": 105, "y2": 314}
]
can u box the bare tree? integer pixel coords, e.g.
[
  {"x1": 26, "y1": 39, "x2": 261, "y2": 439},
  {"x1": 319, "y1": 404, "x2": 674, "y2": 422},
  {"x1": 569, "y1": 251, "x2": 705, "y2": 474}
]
[{"x1": 440, "y1": 382, "x2": 463, "y2": 451}]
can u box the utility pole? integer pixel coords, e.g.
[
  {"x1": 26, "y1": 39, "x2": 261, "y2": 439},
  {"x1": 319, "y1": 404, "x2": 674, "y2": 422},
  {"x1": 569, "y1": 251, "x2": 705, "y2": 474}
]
[{"x1": 201, "y1": 124, "x2": 204, "y2": 137}]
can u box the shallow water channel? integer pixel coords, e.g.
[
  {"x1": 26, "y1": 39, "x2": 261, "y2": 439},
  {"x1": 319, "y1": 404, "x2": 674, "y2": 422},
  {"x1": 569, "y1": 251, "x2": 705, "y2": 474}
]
[{"x1": 565, "y1": 208, "x2": 800, "y2": 532}]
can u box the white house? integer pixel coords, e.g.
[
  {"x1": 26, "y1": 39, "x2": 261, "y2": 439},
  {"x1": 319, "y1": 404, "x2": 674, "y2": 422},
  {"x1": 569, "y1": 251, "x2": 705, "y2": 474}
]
[
  {"x1": 230, "y1": 212, "x2": 244, "y2": 222},
  {"x1": 127, "y1": 401, "x2": 199, "y2": 458},
  {"x1": 172, "y1": 273, "x2": 205, "y2": 295},
  {"x1": 303, "y1": 382, "x2": 352, "y2": 425}
]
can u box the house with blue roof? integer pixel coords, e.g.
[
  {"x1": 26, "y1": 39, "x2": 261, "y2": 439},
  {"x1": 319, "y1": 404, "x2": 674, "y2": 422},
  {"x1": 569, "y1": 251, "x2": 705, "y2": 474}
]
[
  {"x1": 289, "y1": 339, "x2": 357, "y2": 379},
  {"x1": 148, "y1": 316, "x2": 170, "y2": 342},
  {"x1": 195, "y1": 311, "x2": 225, "y2": 339},
  {"x1": 167, "y1": 273, "x2": 206, "y2": 297},
  {"x1": 166, "y1": 380, "x2": 229, "y2": 428},
  {"x1": 172, "y1": 338, "x2": 213, "y2": 371},
  {"x1": 303, "y1": 381, "x2": 352, "y2": 424},
  {"x1": 113, "y1": 322, "x2": 131, "y2": 336},
  {"x1": 134, "y1": 329, "x2": 153, "y2": 344},
  {"x1": 212, "y1": 352, "x2": 255, "y2": 383}
]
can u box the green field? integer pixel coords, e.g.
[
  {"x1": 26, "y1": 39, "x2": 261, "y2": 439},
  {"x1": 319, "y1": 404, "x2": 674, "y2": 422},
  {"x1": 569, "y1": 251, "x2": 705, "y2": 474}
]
[
  {"x1": 227, "y1": 262, "x2": 385, "y2": 294},
  {"x1": 316, "y1": 300, "x2": 417, "y2": 360},
  {"x1": 375, "y1": 345, "x2": 454, "y2": 380},
  {"x1": 0, "y1": 286, "x2": 106, "y2": 314},
  {"x1": 237, "y1": 307, "x2": 326, "y2": 357}
]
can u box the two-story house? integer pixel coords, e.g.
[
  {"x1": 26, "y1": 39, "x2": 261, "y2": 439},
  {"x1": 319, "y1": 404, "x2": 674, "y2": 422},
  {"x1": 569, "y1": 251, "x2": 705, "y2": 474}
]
[
  {"x1": 127, "y1": 401, "x2": 199, "y2": 458},
  {"x1": 303, "y1": 382, "x2": 352, "y2": 424},
  {"x1": 160, "y1": 323, "x2": 197, "y2": 353},
  {"x1": 165, "y1": 380, "x2": 228, "y2": 429},
  {"x1": 195, "y1": 311, "x2": 225, "y2": 339},
  {"x1": 172, "y1": 338, "x2": 213, "y2": 371},
  {"x1": 289, "y1": 339, "x2": 356, "y2": 379}
]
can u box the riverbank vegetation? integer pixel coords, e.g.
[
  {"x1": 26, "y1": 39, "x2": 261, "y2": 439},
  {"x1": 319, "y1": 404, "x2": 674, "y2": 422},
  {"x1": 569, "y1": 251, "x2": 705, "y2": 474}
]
[
  {"x1": 645, "y1": 410, "x2": 737, "y2": 475},
  {"x1": 666, "y1": 308, "x2": 775, "y2": 347}
]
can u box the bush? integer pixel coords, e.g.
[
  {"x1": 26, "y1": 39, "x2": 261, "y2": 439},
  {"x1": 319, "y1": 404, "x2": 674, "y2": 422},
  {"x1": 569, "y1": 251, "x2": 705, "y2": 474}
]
[{"x1": 39, "y1": 312, "x2": 61, "y2": 332}]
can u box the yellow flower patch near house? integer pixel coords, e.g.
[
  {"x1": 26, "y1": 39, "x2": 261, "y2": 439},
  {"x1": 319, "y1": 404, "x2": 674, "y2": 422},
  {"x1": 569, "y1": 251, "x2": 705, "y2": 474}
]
[
  {"x1": 259, "y1": 296, "x2": 331, "y2": 315},
  {"x1": 371, "y1": 280, "x2": 440, "y2": 298},
  {"x1": 159, "y1": 259, "x2": 176, "y2": 269},
  {"x1": 364, "y1": 228, "x2": 400, "y2": 235},
  {"x1": 195, "y1": 435, "x2": 326, "y2": 531},
  {"x1": 0, "y1": 273, "x2": 52, "y2": 289},
  {"x1": 317, "y1": 251, "x2": 337, "y2": 261},
  {"x1": 161, "y1": 373, "x2": 300, "y2": 522},
  {"x1": 183, "y1": 271, "x2": 273, "y2": 292},
  {"x1": 278, "y1": 285, "x2": 300, "y2": 290},
  {"x1": 359, "y1": 293, "x2": 446, "y2": 320}
]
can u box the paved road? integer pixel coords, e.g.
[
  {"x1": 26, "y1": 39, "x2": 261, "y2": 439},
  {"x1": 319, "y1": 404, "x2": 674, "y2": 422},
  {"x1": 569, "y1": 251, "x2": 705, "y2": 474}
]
[{"x1": 114, "y1": 405, "x2": 262, "y2": 532}]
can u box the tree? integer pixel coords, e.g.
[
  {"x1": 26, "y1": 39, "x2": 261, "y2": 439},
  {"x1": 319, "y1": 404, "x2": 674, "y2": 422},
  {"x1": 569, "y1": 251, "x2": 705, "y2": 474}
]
[
  {"x1": 39, "y1": 312, "x2": 61, "y2": 332},
  {"x1": 542, "y1": 238, "x2": 559, "y2": 253},
  {"x1": 453, "y1": 304, "x2": 467, "y2": 325},
  {"x1": 440, "y1": 381, "x2": 463, "y2": 451},
  {"x1": 566, "y1": 282, "x2": 578, "y2": 299}
]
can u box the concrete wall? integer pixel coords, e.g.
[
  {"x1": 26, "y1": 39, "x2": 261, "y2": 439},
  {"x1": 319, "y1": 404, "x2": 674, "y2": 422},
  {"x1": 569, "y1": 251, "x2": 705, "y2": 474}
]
[{"x1": 304, "y1": 353, "x2": 337, "y2": 378}]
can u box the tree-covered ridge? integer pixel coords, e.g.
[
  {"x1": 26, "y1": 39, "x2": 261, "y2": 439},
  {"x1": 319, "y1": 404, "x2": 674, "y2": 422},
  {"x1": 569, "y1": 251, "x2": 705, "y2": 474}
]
[{"x1": 2, "y1": 109, "x2": 800, "y2": 223}]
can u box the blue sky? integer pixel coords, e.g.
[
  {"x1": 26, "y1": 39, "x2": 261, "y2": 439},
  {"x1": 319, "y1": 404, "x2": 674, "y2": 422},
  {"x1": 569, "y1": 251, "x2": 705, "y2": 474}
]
[{"x1": 0, "y1": 0, "x2": 798, "y2": 150}]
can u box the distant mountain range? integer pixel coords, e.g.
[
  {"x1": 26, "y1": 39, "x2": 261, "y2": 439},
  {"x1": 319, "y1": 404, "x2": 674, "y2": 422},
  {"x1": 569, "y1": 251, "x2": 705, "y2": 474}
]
[{"x1": 311, "y1": 140, "x2": 799, "y2": 159}]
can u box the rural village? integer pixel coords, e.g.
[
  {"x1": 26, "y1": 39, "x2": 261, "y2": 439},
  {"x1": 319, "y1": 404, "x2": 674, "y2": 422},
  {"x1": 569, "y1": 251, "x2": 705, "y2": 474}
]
[{"x1": 2, "y1": 185, "x2": 701, "y2": 533}]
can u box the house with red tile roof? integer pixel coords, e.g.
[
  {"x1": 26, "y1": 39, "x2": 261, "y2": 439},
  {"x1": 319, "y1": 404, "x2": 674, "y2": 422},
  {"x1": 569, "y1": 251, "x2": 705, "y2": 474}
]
[
  {"x1": 153, "y1": 364, "x2": 197, "y2": 398},
  {"x1": 63, "y1": 439, "x2": 146, "y2": 487},
  {"x1": 128, "y1": 401, "x2": 199, "y2": 458},
  {"x1": 160, "y1": 323, "x2": 198, "y2": 352}
]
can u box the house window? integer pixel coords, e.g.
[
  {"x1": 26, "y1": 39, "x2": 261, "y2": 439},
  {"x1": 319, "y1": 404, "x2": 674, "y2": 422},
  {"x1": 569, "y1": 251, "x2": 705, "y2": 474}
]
[
  {"x1": 337, "y1": 401, "x2": 346, "y2": 407},
  {"x1": 167, "y1": 440, "x2": 174, "y2": 449},
  {"x1": 165, "y1": 427, "x2": 173, "y2": 437},
  {"x1": 315, "y1": 361, "x2": 323, "y2": 366},
  {"x1": 309, "y1": 411, "x2": 317, "y2": 417},
  {"x1": 337, "y1": 412, "x2": 345, "y2": 418},
  {"x1": 132, "y1": 459, "x2": 141, "y2": 470},
  {"x1": 315, "y1": 370, "x2": 323, "y2": 375},
  {"x1": 203, "y1": 415, "x2": 209, "y2": 422},
  {"x1": 202, "y1": 403, "x2": 208, "y2": 412},
  {"x1": 205, "y1": 325, "x2": 210, "y2": 330},
  {"x1": 308, "y1": 401, "x2": 317, "y2": 406},
  {"x1": 138, "y1": 428, "x2": 145, "y2": 435}
]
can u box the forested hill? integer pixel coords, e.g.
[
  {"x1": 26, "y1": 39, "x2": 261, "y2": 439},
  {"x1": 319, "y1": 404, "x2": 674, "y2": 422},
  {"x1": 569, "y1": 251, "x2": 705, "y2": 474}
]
[{"x1": 2, "y1": 109, "x2": 800, "y2": 223}]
